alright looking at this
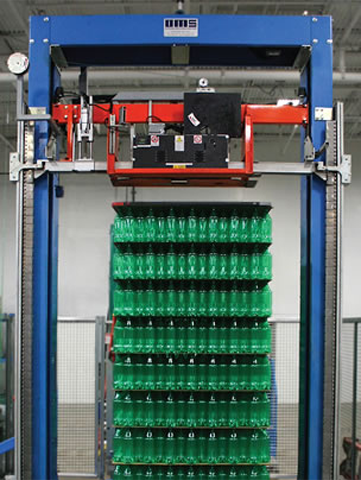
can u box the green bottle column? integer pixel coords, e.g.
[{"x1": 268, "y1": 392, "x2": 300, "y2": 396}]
[{"x1": 111, "y1": 203, "x2": 272, "y2": 478}]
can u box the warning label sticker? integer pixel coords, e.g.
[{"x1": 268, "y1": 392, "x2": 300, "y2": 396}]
[
  {"x1": 175, "y1": 135, "x2": 185, "y2": 152},
  {"x1": 150, "y1": 135, "x2": 159, "y2": 147},
  {"x1": 193, "y1": 134, "x2": 202, "y2": 144}
]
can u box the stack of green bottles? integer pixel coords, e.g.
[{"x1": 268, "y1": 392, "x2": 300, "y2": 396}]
[
  {"x1": 113, "y1": 355, "x2": 270, "y2": 391},
  {"x1": 111, "y1": 203, "x2": 272, "y2": 476},
  {"x1": 113, "y1": 246, "x2": 272, "y2": 281},
  {"x1": 113, "y1": 319, "x2": 271, "y2": 354},
  {"x1": 114, "y1": 392, "x2": 270, "y2": 428},
  {"x1": 113, "y1": 205, "x2": 272, "y2": 244},
  {"x1": 113, "y1": 428, "x2": 269, "y2": 464},
  {"x1": 114, "y1": 465, "x2": 270, "y2": 479},
  {"x1": 113, "y1": 283, "x2": 272, "y2": 318}
]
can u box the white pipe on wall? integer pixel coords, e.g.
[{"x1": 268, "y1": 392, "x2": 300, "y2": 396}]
[{"x1": 1, "y1": 69, "x2": 361, "y2": 85}]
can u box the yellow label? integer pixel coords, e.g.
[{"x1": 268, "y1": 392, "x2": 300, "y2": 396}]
[{"x1": 173, "y1": 164, "x2": 187, "y2": 169}]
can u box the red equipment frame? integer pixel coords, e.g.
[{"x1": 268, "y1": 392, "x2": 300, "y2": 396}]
[{"x1": 52, "y1": 103, "x2": 308, "y2": 187}]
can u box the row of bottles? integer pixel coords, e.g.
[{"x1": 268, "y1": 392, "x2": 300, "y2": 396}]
[
  {"x1": 114, "y1": 465, "x2": 269, "y2": 479},
  {"x1": 113, "y1": 428, "x2": 270, "y2": 464},
  {"x1": 113, "y1": 207, "x2": 272, "y2": 244},
  {"x1": 113, "y1": 355, "x2": 271, "y2": 391},
  {"x1": 113, "y1": 319, "x2": 271, "y2": 354},
  {"x1": 114, "y1": 392, "x2": 270, "y2": 428},
  {"x1": 113, "y1": 285, "x2": 272, "y2": 318},
  {"x1": 113, "y1": 248, "x2": 272, "y2": 281}
]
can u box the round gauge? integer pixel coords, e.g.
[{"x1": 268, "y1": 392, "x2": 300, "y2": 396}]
[{"x1": 7, "y1": 52, "x2": 29, "y2": 75}]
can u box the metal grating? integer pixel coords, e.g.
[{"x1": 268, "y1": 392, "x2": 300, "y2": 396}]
[
  {"x1": 339, "y1": 320, "x2": 361, "y2": 477},
  {"x1": 57, "y1": 318, "x2": 97, "y2": 475},
  {"x1": 270, "y1": 319, "x2": 299, "y2": 479}
]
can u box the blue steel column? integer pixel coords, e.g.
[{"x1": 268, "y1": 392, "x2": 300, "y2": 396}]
[
  {"x1": 300, "y1": 16, "x2": 333, "y2": 480},
  {"x1": 29, "y1": 16, "x2": 59, "y2": 480}
]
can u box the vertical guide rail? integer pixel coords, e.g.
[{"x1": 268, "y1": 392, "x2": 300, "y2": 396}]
[
  {"x1": 14, "y1": 74, "x2": 34, "y2": 480},
  {"x1": 322, "y1": 104, "x2": 343, "y2": 479}
]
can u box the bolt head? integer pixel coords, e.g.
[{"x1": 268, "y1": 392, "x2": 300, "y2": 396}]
[
  {"x1": 43, "y1": 17, "x2": 49, "y2": 22},
  {"x1": 64, "y1": 115, "x2": 68, "y2": 119},
  {"x1": 29, "y1": 39, "x2": 35, "y2": 44},
  {"x1": 312, "y1": 17, "x2": 318, "y2": 22},
  {"x1": 313, "y1": 38, "x2": 318, "y2": 44},
  {"x1": 327, "y1": 39, "x2": 333, "y2": 44},
  {"x1": 43, "y1": 38, "x2": 49, "y2": 43}
]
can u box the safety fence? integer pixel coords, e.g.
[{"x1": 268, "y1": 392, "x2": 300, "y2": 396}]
[{"x1": 57, "y1": 317, "x2": 105, "y2": 478}]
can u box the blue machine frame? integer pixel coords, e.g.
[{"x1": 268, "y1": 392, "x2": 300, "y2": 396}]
[{"x1": 26, "y1": 14, "x2": 333, "y2": 480}]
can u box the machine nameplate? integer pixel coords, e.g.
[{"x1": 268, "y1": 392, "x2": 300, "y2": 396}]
[{"x1": 164, "y1": 18, "x2": 198, "y2": 37}]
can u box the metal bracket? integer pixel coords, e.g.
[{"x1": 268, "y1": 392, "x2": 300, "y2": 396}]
[
  {"x1": 9, "y1": 153, "x2": 44, "y2": 182},
  {"x1": 315, "y1": 154, "x2": 352, "y2": 184},
  {"x1": 304, "y1": 136, "x2": 316, "y2": 161}
]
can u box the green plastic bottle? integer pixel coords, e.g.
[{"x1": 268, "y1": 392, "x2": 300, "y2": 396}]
[
  {"x1": 157, "y1": 288, "x2": 166, "y2": 317},
  {"x1": 177, "y1": 290, "x2": 187, "y2": 317},
  {"x1": 178, "y1": 248, "x2": 187, "y2": 280},
  {"x1": 219, "y1": 285, "x2": 228, "y2": 317},
  {"x1": 135, "y1": 212, "x2": 145, "y2": 242},
  {"x1": 207, "y1": 431, "x2": 217, "y2": 463},
  {"x1": 125, "y1": 208, "x2": 135, "y2": 242},
  {"x1": 166, "y1": 208, "x2": 177, "y2": 243},
  {"x1": 207, "y1": 394, "x2": 217, "y2": 427},
  {"x1": 260, "y1": 213, "x2": 272, "y2": 243},
  {"x1": 144, "y1": 393, "x2": 155, "y2": 426},
  {"x1": 208, "y1": 208, "x2": 219, "y2": 242},
  {"x1": 154, "y1": 430, "x2": 164, "y2": 463},
  {"x1": 146, "y1": 208, "x2": 157, "y2": 242},
  {"x1": 239, "y1": 215, "x2": 248, "y2": 242},
  {"x1": 186, "y1": 394, "x2": 197, "y2": 427},
  {"x1": 187, "y1": 357, "x2": 197, "y2": 390},
  {"x1": 165, "y1": 430, "x2": 176, "y2": 464},
  {"x1": 167, "y1": 282, "x2": 177, "y2": 317},
  {"x1": 198, "y1": 319, "x2": 207, "y2": 353},
  {"x1": 178, "y1": 210, "x2": 186, "y2": 242},
  {"x1": 187, "y1": 320, "x2": 197, "y2": 352},
  {"x1": 197, "y1": 359, "x2": 207, "y2": 390},
  {"x1": 198, "y1": 210, "x2": 208, "y2": 242},
  {"x1": 123, "y1": 429, "x2": 134, "y2": 463},
  {"x1": 208, "y1": 246, "x2": 218, "y2": 279},
  {"x1": 166, "y1": 319, "x2": 177, "y2": 353},
  {"x1": 166, "y1": 246, "x2": 177, "y2": 279},
  {"x1": 229, "y1": 209, "x2": 240, "y2": 242},
  {"x1": 208, "y1": 321, "x2": 218, "y2": 354},
  {"x1": 185, "y1": 430, "x2": 196, "y2": 463},
  {"x1": 186, "y1": 208, "x2": 198, "y2": 242},
  {"x1": 164, "y1": 393, "x2": 177, "y2": 427},
  {"x1": 156, "y1": 250, "x2": 166, "y2": 279},
  {"x1": 166, "y1": 357, "x2": 176, "y2": 390},
  {"x1": 187, "y1": 246, "x2": 197, "y2": 279},
  {"x1": 229, "y1": 430, "x2": 239, "y2": 463},
  {"x1": 197, "y1": 432, "x2": 207, "y2": 463},
  {"x1": 176, "y1": 431, "x2": 186, "y2": 463},
  {"x1": 208, "y1": 283, "x2": 218, "y2": 316},
  {"x1": 144, "y1": 429, "x2": 155, "y2": 463},
  {"x1": 208, "y1": 356, "x2": 217, "y2": 390},
  {"x1": 198, "y1": 287, "x2": 207, "y2": 317},
  {"x1": 188, "y1": 284, "x2": 198, "y2": 318},
  {"x1": 219, "y1": 212, "x2": 229, "y2": 242},
  {"x1": 135, "y1": 254, "x2": 144, "y2": 280},
  {"x1": 157, "y1": 211, "x2": 167, "y2": 242},
  {"x1": 198, "y1": 250, "x2": 207, "y2": 280}
]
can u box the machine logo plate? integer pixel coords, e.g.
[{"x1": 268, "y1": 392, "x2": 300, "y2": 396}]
[{"x1": 164, "y1": 18, "x2": 198, "y2": 37}]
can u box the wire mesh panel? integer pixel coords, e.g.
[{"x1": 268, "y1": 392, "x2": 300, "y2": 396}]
[
  {"x1": 270, "y1": 319, "x2": 299, "y2": 478},
  {"x1": 57, "y1": 318, "x2": 99, "y2": 475},
  {"x1": 339, "y1": 319, "x2": 361, "y2": 478}
]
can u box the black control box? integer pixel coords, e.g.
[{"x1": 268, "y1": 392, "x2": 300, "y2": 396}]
[
  {"x1": 184, "y1": 92, "x2": 241, "y2": 138},
  {"x1": 133, "y1": 134, "x2": 229, "y2": 169}
]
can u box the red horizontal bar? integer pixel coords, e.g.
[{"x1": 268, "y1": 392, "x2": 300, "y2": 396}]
[{"x1": 52, "y1": 103, "x2": 308, "y2": 125}]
